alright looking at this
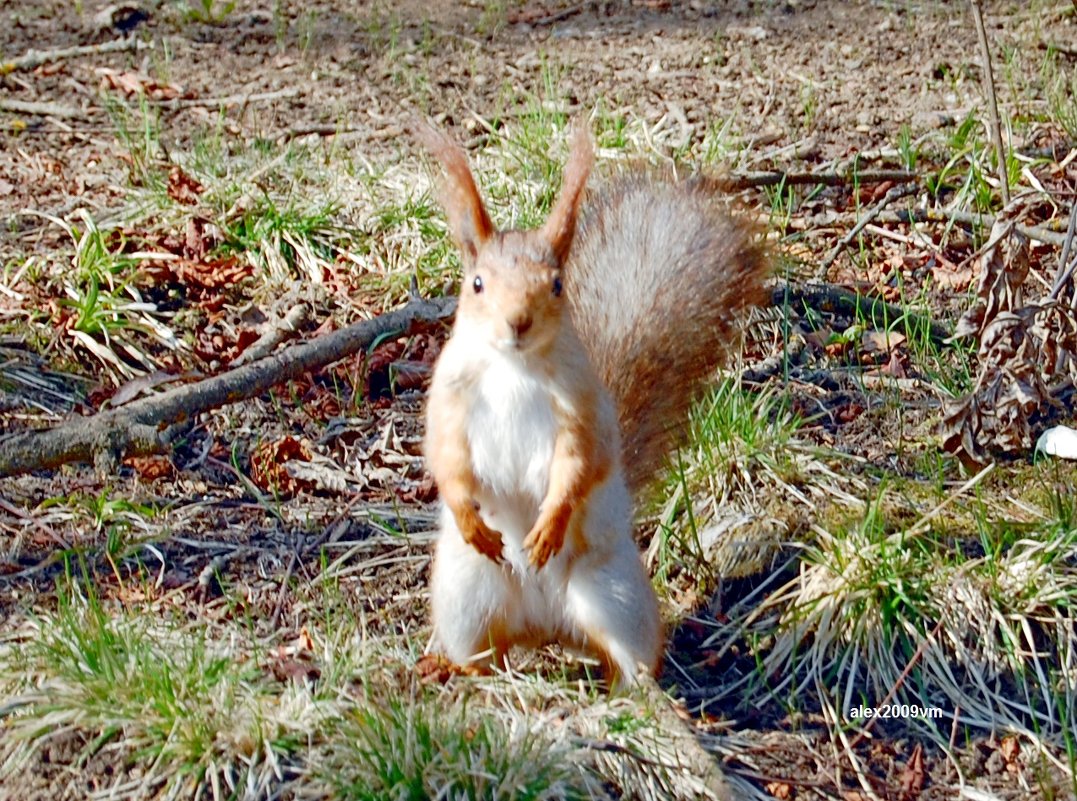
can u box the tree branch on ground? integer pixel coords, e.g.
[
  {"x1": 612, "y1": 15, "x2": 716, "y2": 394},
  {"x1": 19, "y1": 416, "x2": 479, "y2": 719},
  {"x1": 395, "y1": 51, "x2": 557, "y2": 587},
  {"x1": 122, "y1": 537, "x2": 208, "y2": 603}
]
[
  {"x1": 725, "y1": 169, "x2": 918, "y2": 190},
  {"x1": 0, "y1": 99, "x2": 86, "y2": 119},
  {"x1": 0, "y1": 296, "x2": 455, "y2": 478},
  {"x1": 970, "y1": 0, "x2": 1011, "y2": 205},
  {"x1": 0, "y1": 36, "x2": 148, "y2": 75},
  {"x1": 820, "y1": 182, "x2": 920, "y2": 269},
  {"x1": 808, "y1": 207, "x2": 1070, "y2": 247}
]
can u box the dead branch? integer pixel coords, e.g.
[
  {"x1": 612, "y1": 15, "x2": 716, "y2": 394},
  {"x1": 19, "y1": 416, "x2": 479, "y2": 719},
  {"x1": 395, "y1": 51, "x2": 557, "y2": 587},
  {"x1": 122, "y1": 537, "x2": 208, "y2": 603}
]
[
  {"x1": 229, "y1": 303, "x2": 311, "y2": 367},
  {"x1": 277, "y1": 124, "x2": 369, "y2": 142},
  {"x1": 820, "y1": 182, "x2": 919, "y2": 269},
  {"x1": 0, "y1": 99, "x2": 87, "y2": 119},
  {"x1": 150, "y1": 87, "x2": 301, "y2": 109},
  {"x1": 0, "y1": 36, "x2": 148, "y2": 75},
  {"x1": 828, "y1": 206, "x2": 1069, "y2": 247},
  {"x1": 0, "y1": 296, "x2": 455, "y2": 478},
  {"x1": 969, "y1": 0, "x2": 1010, "y2": 205},
  {"x1": 774, "y1": 282, "x2": 952, "y2": 344},
  {"x1": 1050, "y1": 201, "x2": 1077, "y2": 302},
  {"x1": 725, "y1": 169, "x2": 917, "y2": 191}
]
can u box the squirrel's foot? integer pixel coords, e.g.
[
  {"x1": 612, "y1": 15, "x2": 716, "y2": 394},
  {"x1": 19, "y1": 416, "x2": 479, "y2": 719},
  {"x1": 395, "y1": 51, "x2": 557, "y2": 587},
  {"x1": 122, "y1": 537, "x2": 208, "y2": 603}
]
[
  {"x1": 415, "y1": 654, "x2": 494, "y2": 684},
  {"x1": 524, "y1": 504, "x2": 571, "y2": 568}
]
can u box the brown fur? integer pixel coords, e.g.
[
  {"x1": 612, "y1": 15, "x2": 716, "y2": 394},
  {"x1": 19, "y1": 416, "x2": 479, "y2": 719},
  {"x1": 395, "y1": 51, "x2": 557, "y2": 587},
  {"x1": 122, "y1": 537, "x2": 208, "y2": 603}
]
[{"x1": 568, "y1": 172, "x2": 769, "y2": 496}]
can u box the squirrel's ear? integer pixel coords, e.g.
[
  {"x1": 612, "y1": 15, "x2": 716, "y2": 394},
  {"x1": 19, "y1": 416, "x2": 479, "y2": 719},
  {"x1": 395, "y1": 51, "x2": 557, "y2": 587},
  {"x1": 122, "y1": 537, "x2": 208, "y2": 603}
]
[
  {"x1": 413, "y1": 120, "x2": 494, "y2": 265},
  {"x1": 541, "y1": 122, "x2": 593, "y2": 266}
]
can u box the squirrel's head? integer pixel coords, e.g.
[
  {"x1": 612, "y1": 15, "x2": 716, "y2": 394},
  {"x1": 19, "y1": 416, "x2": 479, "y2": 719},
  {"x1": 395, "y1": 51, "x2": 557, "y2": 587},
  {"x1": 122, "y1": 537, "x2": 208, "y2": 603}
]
[{"x1": 415, "y1": 121, "x2": 592, "y2": 355}]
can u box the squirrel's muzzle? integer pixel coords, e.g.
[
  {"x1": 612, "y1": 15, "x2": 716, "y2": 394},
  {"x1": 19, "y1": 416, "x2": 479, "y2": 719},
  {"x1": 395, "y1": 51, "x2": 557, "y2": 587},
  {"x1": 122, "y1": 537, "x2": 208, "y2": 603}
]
[{"x1": 509, "y1": 314, "x2": 533, "y2": 341}]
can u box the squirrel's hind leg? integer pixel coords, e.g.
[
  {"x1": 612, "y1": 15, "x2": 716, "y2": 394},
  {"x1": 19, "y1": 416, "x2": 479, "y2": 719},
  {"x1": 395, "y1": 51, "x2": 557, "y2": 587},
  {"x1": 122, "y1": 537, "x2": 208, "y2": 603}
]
[
  {"x1": 430, "y1": 512, "x2": 515, "y2": 669},
  {"x1": 564, "y1": 544, "x2": 662, "y2": 686}
]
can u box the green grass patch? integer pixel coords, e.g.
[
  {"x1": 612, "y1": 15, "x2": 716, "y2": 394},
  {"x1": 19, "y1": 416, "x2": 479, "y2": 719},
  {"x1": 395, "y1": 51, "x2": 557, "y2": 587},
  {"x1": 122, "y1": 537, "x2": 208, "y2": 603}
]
[
  {"x1": 0, "y1": 582, "x2": 325, "y2": 794},
  {"x1": 648, "y1": 378, "x2": 838, "y2": 595},
  {"x1": 724, "y1": 469, "x2": 1077, "y2": 760},
  {"x1": 326, "y1": 695, "x2": 588, "y2": 801}
]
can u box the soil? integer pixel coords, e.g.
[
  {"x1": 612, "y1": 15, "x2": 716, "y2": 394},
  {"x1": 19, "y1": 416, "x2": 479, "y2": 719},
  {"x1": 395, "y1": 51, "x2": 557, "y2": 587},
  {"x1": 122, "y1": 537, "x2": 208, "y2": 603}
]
[{"x1": 2, "y1": 1, "x2": 1076, "y2": 800}]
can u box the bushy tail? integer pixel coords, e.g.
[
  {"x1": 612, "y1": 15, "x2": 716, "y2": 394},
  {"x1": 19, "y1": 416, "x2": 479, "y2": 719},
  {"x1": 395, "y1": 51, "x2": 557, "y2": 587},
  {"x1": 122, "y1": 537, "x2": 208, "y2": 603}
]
[{"x1": 567, "y1": 174, "x2": 769, "y2": 497}]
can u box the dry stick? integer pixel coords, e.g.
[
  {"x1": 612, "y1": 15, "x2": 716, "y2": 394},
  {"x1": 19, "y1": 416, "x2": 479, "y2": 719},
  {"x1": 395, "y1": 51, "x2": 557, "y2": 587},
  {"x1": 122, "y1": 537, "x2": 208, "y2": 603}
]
[
  {"x1": 0, "y1": 36, "x2": 147, "y2": 75},
  {"x1": 969, "y1": 0, "x2": 1010, "y2": 205},
  {"x1": 530, "y1": 1, "x2": 589, "y2": 25},
  {"x1": 0, "y1": 99, "x2": 86, "y2": 119},
  {"x1": 0, "y1": 296, "x2": 455, "y2": 478},
  {"x1": 820, "y1": 182, "x2": 919, "y2": 270},
  {"x1": 725, "y1": 169, "x2": 916, "y2": 191},
  {"x1": 149, "y1": 87, "x2": 301, "y2": 109},
  {"x1": 229, "y1": 303, "x2": 311, "y2": 368},
  {"x1": 846, "y1": 614, "x2": 948, "y2": 751},
  {"x1": 1049, "y1": 201, "x2": 1077, "y2": 301},
  {"x1": 844, "y1": 465, "x2": 994, "y2": 750},
  {"x1": 872, "y1": 207, "x2": 1068, "y2": 246}
]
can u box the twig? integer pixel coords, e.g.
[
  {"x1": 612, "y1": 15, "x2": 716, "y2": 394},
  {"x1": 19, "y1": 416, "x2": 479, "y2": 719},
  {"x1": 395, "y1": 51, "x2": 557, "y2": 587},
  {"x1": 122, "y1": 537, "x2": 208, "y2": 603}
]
[
  {"x1": 229, "y1": 303, "x2": 311, "y2": 367},
  {"x1": 774, "y1": 282, "x2": 953, "y2": 344},
  {"x1": 904, "y1": 463, "x2": 995, "y2": 538},
  {"x1": 969, "y1": 0, "x2": 1010, "y2": 204},
  {"x1": 1037, "y1": 41, "x2": 1077, "y2": 59},
  {"x1": 1049, "y1": 201, "x2": 1077, "y2": 301},
  {"x1": 0, "y1": 36, "x2": 147, "y2": 75},
  {"x1": 862, "y1": 207, "x2": 1066, "y2": 246},
  {"x1": 0, "y1": 296, "x2": 455, "y2": 478},
  {"x1": 276, "y1": 124, "x2": 368, "y2": 142},
  {"x1": 0, "y1": 99, "x2": 86, "y2": 119},
  {"x1": 529, "y1": 1, "x2": 588, "y2": 26},
  {"x1": 820, "y1": 182, "x2": 919, "y2": 269},
  {"x1": 846, "y1": 613, "x2": 948, "y2": 750},
  {"x1": 725, "y1": 168, "x2": 917, "y2": 191},
  {"x1": 150, "y1": 87, "x2": 300, "y2": 109}
]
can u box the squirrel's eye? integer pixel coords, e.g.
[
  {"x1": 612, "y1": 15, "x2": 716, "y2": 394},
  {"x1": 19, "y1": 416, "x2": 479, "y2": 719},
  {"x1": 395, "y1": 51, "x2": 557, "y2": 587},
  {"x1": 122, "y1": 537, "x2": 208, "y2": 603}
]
[
  {"x1": 552, "y1": 276, "x2": 563, "y2": 297},
  {"x1": 472, "y1": 276, "x2": 484, "y2": 294}
]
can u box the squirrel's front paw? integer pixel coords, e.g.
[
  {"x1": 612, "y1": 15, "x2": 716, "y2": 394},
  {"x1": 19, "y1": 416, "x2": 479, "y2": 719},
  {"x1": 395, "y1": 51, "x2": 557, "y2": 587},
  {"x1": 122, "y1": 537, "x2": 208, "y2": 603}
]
[
  {"x1": 459, "y1": 508, "x2": 505, "y2": 563},
  {"x1": 524, "y1": 505, "x2": 571, "y2": 569}
]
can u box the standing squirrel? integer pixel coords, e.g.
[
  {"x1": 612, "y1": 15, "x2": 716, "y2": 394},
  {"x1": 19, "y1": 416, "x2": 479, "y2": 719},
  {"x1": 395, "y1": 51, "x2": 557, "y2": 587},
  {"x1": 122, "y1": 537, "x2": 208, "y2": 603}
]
[{"x1": 417, "y1": 121, "x2": 768, "y2": 685}]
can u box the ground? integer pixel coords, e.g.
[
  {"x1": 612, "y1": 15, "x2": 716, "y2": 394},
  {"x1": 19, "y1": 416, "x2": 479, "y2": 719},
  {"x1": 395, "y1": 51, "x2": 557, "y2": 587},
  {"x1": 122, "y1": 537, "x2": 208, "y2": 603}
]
[{"x1": 1, "y1": 1, "x2": 1077, "y2": 800}]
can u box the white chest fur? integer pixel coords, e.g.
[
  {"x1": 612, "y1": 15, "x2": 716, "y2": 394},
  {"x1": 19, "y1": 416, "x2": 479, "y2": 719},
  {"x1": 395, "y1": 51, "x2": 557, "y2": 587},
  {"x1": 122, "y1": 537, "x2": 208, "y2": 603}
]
[{"x1": 466, "y1": 351, "x2": 558, "y2": 548}]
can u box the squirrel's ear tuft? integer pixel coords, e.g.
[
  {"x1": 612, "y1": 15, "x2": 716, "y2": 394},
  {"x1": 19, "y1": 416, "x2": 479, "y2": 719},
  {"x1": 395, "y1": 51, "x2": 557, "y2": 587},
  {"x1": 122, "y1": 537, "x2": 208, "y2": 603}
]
[
  {"x1": 413, "y1": 120, "x2": 494, "y2": 265},
  {"x1": 541, "y1": 122, "x2": 593, "y2": 266}
]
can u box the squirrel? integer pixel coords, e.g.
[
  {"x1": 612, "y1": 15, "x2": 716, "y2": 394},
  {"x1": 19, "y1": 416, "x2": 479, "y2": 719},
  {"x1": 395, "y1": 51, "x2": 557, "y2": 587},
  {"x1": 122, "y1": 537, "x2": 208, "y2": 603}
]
[{"x1": 417, "y1": 121, "x2": 768, "y2": 685}]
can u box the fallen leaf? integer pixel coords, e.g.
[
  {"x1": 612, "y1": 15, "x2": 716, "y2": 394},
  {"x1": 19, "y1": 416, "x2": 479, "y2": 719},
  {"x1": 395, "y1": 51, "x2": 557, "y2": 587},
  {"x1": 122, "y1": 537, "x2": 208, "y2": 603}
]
[
  {"x1": 765, "y1": 781, "x2": 792, "y2": 799},
  {"x1": 881, "y1": 349, "x2": 909, "y2": 378},
  {"x1": 899, "y1": 742, "x2": 924, "y2": 800},
  {"x1": 97, "y1": 67, "x2": 183, "y2": 100},
  {"x1": 249, "y1": 436, "x2": 315, "y2": 496},
  {"x1": 1000, "y1": 735, "x2": 1020, "y2": 765},
  {"x1": 168, "y1": 166, "x2": 205, "y2": 205},
  {"x1": 931, "y1": 262, "x2": 975, "y2": 291},
  {"x1": 416, "y1": 653, "x2": 458, "y2": 684},
  {"x1": 861, "y1": 329, "x2": 907, "y2": 357},
  {"x1": 123, "y1": 455, "x2": 175, "y2": 480}
]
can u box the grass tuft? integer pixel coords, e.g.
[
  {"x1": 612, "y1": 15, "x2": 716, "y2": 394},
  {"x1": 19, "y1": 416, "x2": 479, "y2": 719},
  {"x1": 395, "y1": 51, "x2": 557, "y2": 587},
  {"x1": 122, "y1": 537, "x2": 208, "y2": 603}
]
[{"x1": 324, "y1": 693, "x2": 588, "y2": 801}]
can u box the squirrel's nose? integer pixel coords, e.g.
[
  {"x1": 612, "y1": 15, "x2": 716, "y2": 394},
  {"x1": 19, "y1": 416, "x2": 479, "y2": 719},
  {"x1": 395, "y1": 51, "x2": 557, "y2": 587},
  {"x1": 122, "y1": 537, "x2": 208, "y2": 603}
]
[{"x1": 509, "y1": 315, "x2": 533, "y2": 339}]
